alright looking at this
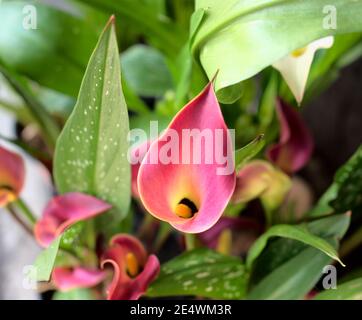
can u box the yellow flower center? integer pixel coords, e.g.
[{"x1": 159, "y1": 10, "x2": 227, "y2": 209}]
[
  {"x1": 175, "y1": 203, "x2": 193, "y2": 218},
  {"x1": 291, "y1": 46, "x2": 307, "y2": 57},
  {"x1": 0, "y1": 188, "x2": 16, "y2": 207},
  {"x1": 126, "y1": 252, "x2": 139, "y2": 277},
  {"x1": 174, "y1": 198, "x2": 198, "y2": 219}
]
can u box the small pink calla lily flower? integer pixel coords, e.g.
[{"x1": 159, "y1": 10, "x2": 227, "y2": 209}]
[
  {"x1": 232, "y1": 160, "x2": 291, "y2": 210},
  {"x1": 52, "y1": 267, "x2": 106, "y2": 292},
  {"x1": 0, "y1": 145, "x2": 25, "y2": 207},
  {"x1": 34, "y1": 192, "x2": 112, "y2": 247},
  {"x1": 137, "y1": 82, "x2": 236, "y2": 233},
  {"x1": 266, "y1": 98, "x2": 314, "y2": 174},
  {"x1": 273, "y1": 36, "x2": 334, "y2": 104},
  {"x1": 101, "y1": 234, "x2": 160, "y2": 300}
]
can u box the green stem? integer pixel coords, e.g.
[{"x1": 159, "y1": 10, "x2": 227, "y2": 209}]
[
  {"x1": 15, "y1": 198, "x2": 37, "y2": 225},
  {"x1": 137, "y1": 214, "x2": 154, "y2": 238},
  {"x1": 262, "y1": 203, "x2": 274, "y2": 229},
  {"x1": 0, "y1": 99, "x2": 34, "y2": 125},
  {"x1": 7, "y1": 205, "x2": 34, "y2": 237},
  {"x1": 185, "y1": 233, "x2": 195, "y2": 251}
]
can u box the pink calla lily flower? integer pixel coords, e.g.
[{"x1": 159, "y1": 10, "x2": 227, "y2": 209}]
[
  {"x1": 266, "y1": 98, "x2": 314, "y2": 174},
  {"x1": 0, "y1": 145, "x2": 25, "y2": 207},
  {"x1": 137, "y1": 82, "x2": 236, "y2": 233},
  {"x1": 34, "y1": 192, "x2": 112, "y2": 247},
  {"x1": 101, "y1": 234, "x2": 160, "y2": 300},
  {"x1": 52, "y1": 267, "x2": 106, "y2": 292}
]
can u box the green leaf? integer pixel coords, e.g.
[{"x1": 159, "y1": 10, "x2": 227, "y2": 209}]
[
  {"x1": 314, "y1": 278, "x2": 362, "y2": 300},
  {"x1": 258, "y1": 71, "x2": 278, "y2": 131},
  {"x1": 121, "y1": 79, "x2": 149, "y2": 114},
  {"x1": 0, "y1": 1, "x2": 100, "y2": 97},
  {"x1": 32, "y1": 237, "x2": 61, "y2": 282},
  {"x1": 76, "y1": 0, "x2": 186, "y2": 58},
  {"x1": 147, "y1": 248, "x2": 248, "y2": 299},
  {"x1": 234, "y1": 134, "x2": 265, "y2": 171},
  {"x1": 330, "y1": 145, "x2": 362, "y2": 213},
  {"x1": 248, "y1": 246, "x2": 334, "y2": 300},
  {"x1": 53, "y1": 288, "x2": 96, "y2": 300},
  {"x1": 191, "y1": 0, "x2": 362, "y2": 98},
  {"x1": 246, "y1": 224, "x2": 345, "y2": 270},
  {"x1": 121, "y1": 45, "x2": 173, "y2": 97},
  {"x1": 308, "y1": 145, "x2": 362, "y2": 217},
  {"x1": 0, "y1": 65, "x2": 60, "y2": 149},
  {"x1": 190, "y1": 8, "x2": 206, "y2": 42},
  {"x1": 59, "y1": 222, "x2": 85, "y2": 251},
  {"x1": 247, "y1": 214, "x2": 350, "y2": 299},
  {"x1": 216, "y1": 82, "x2": 244, "y2": 104},
  {"x1": 54, "y1": 17, "x2": 131, "y2": 226}
]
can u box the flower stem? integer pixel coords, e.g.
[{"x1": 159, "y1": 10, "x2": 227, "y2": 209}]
[
  {"x1": 15, "y1": 198, "x2": 37, "y2": 225},
  {"x1": 7, "y1": 205, "x2": 34, "y2": 237},
  {"x1": 185, "y1": 233, "x2": 195, "y2": 251},
  {"x1": 137, "y1": 214, "x2": 154, "y2": 238}
]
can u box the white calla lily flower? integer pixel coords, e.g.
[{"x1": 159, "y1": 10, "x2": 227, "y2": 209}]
[{"x1": 273, "y1": 36, "x2": 334, "y2": 104}]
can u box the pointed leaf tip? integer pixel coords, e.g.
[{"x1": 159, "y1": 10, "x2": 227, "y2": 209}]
[{"x1": 108, "y1": 15, "x2": 116, "y2": 25}]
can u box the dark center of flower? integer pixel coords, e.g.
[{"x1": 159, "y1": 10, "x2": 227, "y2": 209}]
[
  {"x1": 175, "y1": 198, "x2": 198, "y2": 219},
  {"x1": 0, "y1": 185, "x2": 14, "y2": 191}
]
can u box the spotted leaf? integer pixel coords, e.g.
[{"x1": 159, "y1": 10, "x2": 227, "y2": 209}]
[
  {"x1": 54, "y1": 17, "x2": 131, "y2": 226},
  {"x1": 146, "y1": 248, "x2": 248, "y2": 299}
]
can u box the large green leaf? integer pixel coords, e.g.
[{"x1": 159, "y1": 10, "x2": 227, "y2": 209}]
[
  {"x1": 314, "y1": 278, "x2": 362, "y2": 300},
  {"x1": 246, "y1": 224, "x2": 345, "y2": 269},
  {"x1": 308, "y1": 145, "x2": 362, "y2": 217},
  {"x1": 247, "y1": 214, "x2": 350, "y2": 299},
  {"x1": 147, "y1": 248, "x2": 248, "y2": 299},
  {"x1": 248, "y1": 246, "x2": 333, "y2": 300},
  {"x1": 0, "y1": 1, "x2": 99, "y2": 97},
  {"x1": 54, "y1": 17, "x2": 131, "y2": 225},
  {"x1": 191, "y1": 0, "x2": 362, "y2": 97},
  {"x1": 121, "y1": 45, "x2": 174, "y2": 97}
]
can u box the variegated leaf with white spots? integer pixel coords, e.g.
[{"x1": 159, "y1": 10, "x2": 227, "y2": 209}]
[
  {"x1": 54, "y1": 17, "x2": 131, "y2": 226},
  {"x1": 147, "y1": 248, "x2": 248, "y2": 299}
]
